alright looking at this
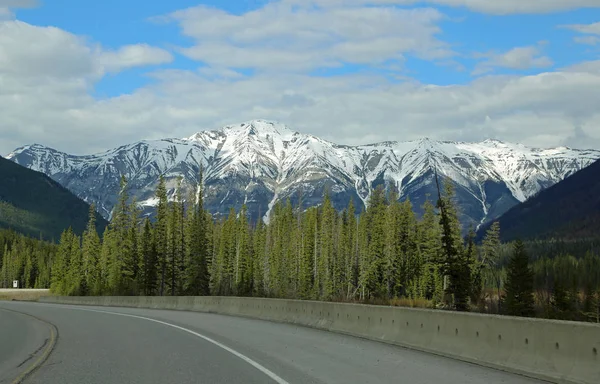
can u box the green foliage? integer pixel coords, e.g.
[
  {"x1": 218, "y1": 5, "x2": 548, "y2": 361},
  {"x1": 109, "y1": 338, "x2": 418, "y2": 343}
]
[
  {"x1": 503, "y1": 240, "x2": 535, "y2": 317},
  {"x1": 38, "y1": 170, "x2": 600, "y2": 324},
  {"x1": 0, "y1": 156, "x2": 107, "y2": 240},
  {"x1": 0, "y1": 228, "x2": 56, "y2": 289}
]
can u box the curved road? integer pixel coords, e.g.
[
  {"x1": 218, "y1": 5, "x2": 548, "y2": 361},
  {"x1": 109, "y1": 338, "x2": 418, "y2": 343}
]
[{"x1": 0, "y1": 301, "x2": 547, "y2": 384}]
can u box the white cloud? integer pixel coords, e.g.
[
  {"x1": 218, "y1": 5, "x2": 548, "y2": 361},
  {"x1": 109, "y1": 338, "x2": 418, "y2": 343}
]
[
  {"x1": 0, "y1": 0, "x2": 37, "y2": 20},
  {"x1": 165, "y1": 3, "x2": 453, "y2": 72},
  {"x1": 561, "y1": 21, "x2": 600, "y2": 45},
  {"x1": 2, "y1": 6, "x2": 600, "y2": 157},
  {"x1": 3, "y1": 58, "x2": 600, "y2": 155},
  {"x1": 472, "y1": 45, "x2": 553, "y2": 75},
  {"x1": 563, "y1": 60, "x2": 600, "y2": 74},
  {"x1": 574, "y1": 36, "x2": 600, "y2": 45},
  {"x1": 0, "y1": 0, "x2": 38, "y2": 7},
  {"x1": 562, "y1": 21, "x2": 600, "y2": 35},
  {"x1": 0, "y1": 20, "x2": 172, "y2": 79},
  {"x1": 0, "y1": 7, "x2": 13, "y2": 20},
  {"x1": 279, "y1": 0, "x2": 600, "y2": 15},
  {"x1": 0, "y1": 21, "x2": 98, "y2": 79},
  {"x1": 98, "y1": 44, "x2": 173, "y2": 73}
]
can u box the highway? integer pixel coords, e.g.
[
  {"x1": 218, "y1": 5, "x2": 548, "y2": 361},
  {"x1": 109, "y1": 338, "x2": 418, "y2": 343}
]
[{"x1": 0, "y1": 301, "x2": 547, "y2": 384}]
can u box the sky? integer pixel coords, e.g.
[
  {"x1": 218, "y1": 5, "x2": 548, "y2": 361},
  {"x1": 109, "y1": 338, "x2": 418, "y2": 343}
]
[{"x1": 1, "y1": 0, "x2": 600, "y2": 155}]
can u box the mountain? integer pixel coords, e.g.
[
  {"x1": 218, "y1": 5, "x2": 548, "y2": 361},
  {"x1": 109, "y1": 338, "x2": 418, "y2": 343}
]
[
  {"x1": 0, "y1": 155, "x2": 107, "y2": 240},
  {"x1": 477, "y1": 159, "x2": 600, "y2": 242},
  {"x1": 6, "y1": 120, "x2": 600, "y2": 230}
]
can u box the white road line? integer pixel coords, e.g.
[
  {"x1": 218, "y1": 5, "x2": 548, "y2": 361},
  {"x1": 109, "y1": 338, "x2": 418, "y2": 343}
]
[{"x1": 46, "y1": 305, "x2": 290, "y2": 384}]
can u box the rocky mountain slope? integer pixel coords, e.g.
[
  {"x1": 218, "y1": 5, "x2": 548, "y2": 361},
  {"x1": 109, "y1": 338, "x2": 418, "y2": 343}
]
[
  {"x1": 478, "y1": 159, "x2": 600, "y2": 242},
  {"x1": 7, "y1": 120, "x2": 600, "y2": 230},
  {"x1": 0, "y1": 155, "x2": 107, "y2": 240}
]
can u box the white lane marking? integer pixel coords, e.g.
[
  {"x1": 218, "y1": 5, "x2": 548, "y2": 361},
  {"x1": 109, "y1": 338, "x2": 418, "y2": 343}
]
[{"x1": 46, "y1": 305, "x2": 290, "y2": 384}]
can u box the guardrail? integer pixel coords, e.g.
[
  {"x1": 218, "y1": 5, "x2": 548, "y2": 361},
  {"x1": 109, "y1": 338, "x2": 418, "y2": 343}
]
[{"x1": 40, "y1": 295, "x2": 599, "y2": 384}]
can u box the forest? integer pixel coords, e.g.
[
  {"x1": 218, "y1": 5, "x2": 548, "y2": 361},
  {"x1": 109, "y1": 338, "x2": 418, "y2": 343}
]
[{"x1": 1, "y1": 172, "x2": 599, "y2": 322}]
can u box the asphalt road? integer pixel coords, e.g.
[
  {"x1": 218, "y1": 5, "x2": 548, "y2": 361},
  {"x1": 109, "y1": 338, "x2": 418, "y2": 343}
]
[
  {"x1": 0, "y1": 301, "x2": 547, "y2": 384},
  {"x1": 0, "y1": 307, "x2": 52, "y2": 384}
]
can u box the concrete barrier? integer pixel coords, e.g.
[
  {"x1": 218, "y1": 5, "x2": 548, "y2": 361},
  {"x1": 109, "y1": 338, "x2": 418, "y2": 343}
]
[{"x1": 40, "y1": 296, "x2": 599, "y2": 384}]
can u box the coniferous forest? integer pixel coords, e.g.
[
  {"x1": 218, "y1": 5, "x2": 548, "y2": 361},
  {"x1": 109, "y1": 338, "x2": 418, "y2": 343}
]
[{"x1": 1, "y1": 171, "x2": 599, "y2": 322}]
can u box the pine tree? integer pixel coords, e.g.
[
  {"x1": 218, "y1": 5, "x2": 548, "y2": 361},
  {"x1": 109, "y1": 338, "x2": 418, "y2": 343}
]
[
  {"x1": 435, "y1": 176, "x2": 468, "y2": 311},
  {"x1": 166, "y1": 177, "x2": 184, "y2": 296},
  {"x1": 139, "y1": 218, "x2": 158, "y2": 295},
  {"x1": 81, "y1": 204, "x2": 101, "y2": 295},
  {"x1": 51, "y1": 228, "x2": 75, "y2": 294},
  {"x1": 107, "y1": 175, "x2": 130, "y2": 294},
  {"x1": 503, "y1": 239, "x2": 535, "y2": 317},
  {"x1": 66, "y1": 233, "x2": 83, "y2": 295},
  {"x1": 319, "y1": 193, "x2": 336, "y2": 299},
  {"x1": 418, "y1": 198, "x2": 442, "y2": 302},
  {"x1": 124, "y1": 197, "x2": 141, "y2": 294},
  {"x1": 155, "y1": 175, "x2": 169, "y2": 296},
  {"x1": 184, "y1": 168, "x2": 210, "y2": 295},
  {"x1": 360, "y1": 187, "x2": 387, "y2": 300},
  {"x1": 252, "y1": 218, "x2": 267, "y2": 297},
  {"x1": 298, "y1": 207, "x2": 316, "y2": 299},
  {"x1": 481, "y1": 221, "x2": 502, "y2": 312},
  {"x1": 344, "y1": 199, "x2": 358, "y2": 300}
]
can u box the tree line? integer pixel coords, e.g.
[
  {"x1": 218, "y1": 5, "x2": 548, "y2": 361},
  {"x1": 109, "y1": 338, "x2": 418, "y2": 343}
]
[
  {"x1": 2, "y1": 171, "x2": 599, "y2": 321},
  {"x1": 0, "y1": 228, "x2": 55, "y2": 289}
]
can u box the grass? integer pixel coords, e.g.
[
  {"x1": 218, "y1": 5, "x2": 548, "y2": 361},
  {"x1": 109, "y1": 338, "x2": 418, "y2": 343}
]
[
  {"x1": 0, "y1": 289, "x2": 50, "y2": 301},
  {"x1": 389, "y1": 297, "x2": 434, "y2": 309}
]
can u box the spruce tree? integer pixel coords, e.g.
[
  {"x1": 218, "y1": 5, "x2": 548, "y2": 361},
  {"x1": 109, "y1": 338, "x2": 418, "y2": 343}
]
[
  {"x1": 184, "y1": 168, "x2": 210, "y2": 295},
  {"x1": 155, "y1": 175, "x2": 169, "y2": 295},
  {"x1": 140, "y1": 218, "x2": 157, "y2": 295},
  {"x1": 418, "y1": 198, "x2": 442, "y2": 302},
  {"x1": 435, "y1": 176, "x2": 468, "y2": 310},
  {"x1": 481, "y1": 221, "x2": 502, "y2": 311},
  {"x1": 51, "y1": 228, "x2": 74, "y2": 294},
  {"x1": 503, "y1": 239, "x2": 535, "y2": 317},
  {"x1": 82, "y1": 204, "x2": 101, "y2": 295}
]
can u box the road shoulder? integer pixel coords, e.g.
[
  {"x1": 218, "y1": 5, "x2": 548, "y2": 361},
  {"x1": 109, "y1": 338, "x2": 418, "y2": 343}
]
[{"x1": 0, "y1": 306, "x2": 57, "y2": 384}]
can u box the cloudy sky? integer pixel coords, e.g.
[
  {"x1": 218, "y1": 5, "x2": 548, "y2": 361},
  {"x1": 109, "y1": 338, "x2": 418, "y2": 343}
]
[{"x1": 1, "y1": 0, "x2": 600, "y2": 155}]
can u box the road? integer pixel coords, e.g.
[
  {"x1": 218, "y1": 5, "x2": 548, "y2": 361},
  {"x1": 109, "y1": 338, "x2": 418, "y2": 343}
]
[{"x1": 0, "y1": 301, "x2": 547, "y2": 384}]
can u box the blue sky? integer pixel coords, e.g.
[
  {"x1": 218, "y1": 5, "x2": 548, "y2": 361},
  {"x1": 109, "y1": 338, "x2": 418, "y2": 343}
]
[
  {"x1": 2, "y1": 0, "x2": 600, "y2": 154},
  {"x1": 14, "y1": 0, "x2": 599, "y2": 92}
]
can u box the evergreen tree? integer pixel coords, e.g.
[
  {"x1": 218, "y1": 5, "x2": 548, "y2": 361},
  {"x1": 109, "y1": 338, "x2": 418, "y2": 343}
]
[
  {"x1": 503, "y1": 240, "x2": 535, "y2": 317},
  {"x1": 167, "y1": 177, "x2": 185, "y2": 295},
  {"x1": 81, "y1": 204, "x2": 101, "y2": 295},
  {"x1": 418, "y1": 199, "x2": 442, "y2": 302},
  {"x1": 481, "y1": 221, "x2": 502, "y2": 311},
  {"x1": 435, "y1": 177, "x2": 468, "y2": 311},
  {"x1": 155, "y1": 175, "x2": 169, "y2": 295},
  {"x1": 51, "y1": 228, "x2": 75, "y2": 294},
  {"x1": 361, "y1": 187, "x2": 387, "y2": 300},
  {"x1": 184, "y1": 168, "x2": 210, "y2": 295},
  {"x1": 65, "y1": 233, "x2": 83, "y2": 295},
  {"x1": 319, "y1": 193, "x2": 336, "y2": 299},
  {"x1": 139, "y1": 218, "x2": 158, "y2": 295}
]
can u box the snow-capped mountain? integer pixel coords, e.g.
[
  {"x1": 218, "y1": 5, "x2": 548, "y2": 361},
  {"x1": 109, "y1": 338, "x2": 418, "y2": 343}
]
[{"x1": 7, "y1": 120, "x2": 600, "y2": 231}]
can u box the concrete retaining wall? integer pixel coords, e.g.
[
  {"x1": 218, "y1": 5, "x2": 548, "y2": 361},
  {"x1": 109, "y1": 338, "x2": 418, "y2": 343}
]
[{"x1": 40, "y1": 296, "x2": 599, "y2": 384}]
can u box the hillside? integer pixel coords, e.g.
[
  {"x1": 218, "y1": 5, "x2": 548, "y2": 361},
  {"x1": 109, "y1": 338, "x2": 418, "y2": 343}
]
[
  {"x1": 477, "y1": 159, "x2": 600, "y2": 242},
  {"x1": 7, "y1": 120, "x2": 600, "y2": 231},
  {"x1": 0, "y1": 155, "x2": 107, "y2": 240}
]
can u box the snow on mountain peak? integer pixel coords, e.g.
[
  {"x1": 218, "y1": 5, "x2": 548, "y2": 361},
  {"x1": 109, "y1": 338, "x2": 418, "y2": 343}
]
[
  {"x1": 186, "y1": 119, "x2": 295, "y2": 142},
  {"x1": 6, "y1": 120, "x2": 600, "y2": 230}
]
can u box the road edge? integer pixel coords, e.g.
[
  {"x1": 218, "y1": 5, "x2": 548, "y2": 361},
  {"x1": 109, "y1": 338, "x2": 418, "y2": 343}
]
[{"x1": 0, "y1": 307, "x2": 58, "y2": 384}]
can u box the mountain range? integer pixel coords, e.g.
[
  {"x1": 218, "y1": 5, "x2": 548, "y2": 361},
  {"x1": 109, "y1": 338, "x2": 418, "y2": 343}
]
[
  {"x1": 6, "y1": 120, "x2": 600, "y2": 231},
  {"x1": 478, "y1": 158, "x2": 600, "y2": 242},
  {"x1": 0, "y1": 155, "x2": 107, "y2": 240}
]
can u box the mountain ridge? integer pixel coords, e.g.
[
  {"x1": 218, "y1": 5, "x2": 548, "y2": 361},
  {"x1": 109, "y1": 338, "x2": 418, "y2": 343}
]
[
  {"x1": 477, "y1": 159, "x2": 600, "y2": 242},
  {"x1": 0, "y1": 155, "x2": 108, "y2": 240},
  {"x1": 7, "y1": 119, "x2": 600, "y2": 230}
]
